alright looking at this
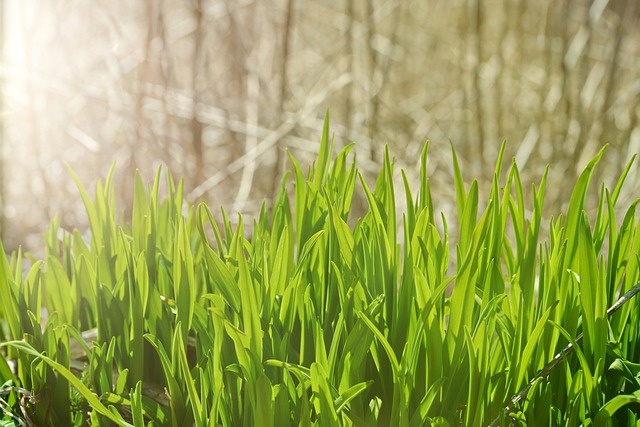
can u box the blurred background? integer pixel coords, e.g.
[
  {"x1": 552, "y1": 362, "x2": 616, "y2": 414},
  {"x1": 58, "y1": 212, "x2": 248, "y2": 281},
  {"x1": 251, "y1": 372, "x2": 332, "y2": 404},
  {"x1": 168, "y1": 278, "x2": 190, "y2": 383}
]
[{"x1": 0, "y1": 0, "x2": 639, "y2": 255}]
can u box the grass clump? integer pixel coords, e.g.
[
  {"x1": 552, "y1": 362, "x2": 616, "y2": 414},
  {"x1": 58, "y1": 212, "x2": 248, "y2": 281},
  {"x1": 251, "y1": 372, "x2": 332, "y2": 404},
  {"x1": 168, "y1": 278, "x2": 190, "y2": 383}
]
[{"x1": 2, "y1": 115, "x2": 640, "y2": 426}]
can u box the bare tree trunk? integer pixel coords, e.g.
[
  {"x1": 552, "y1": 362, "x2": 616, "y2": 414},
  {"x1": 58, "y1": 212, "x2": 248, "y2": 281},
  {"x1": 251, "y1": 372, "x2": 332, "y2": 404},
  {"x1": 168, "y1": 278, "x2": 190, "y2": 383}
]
[
  {"x1": 600, "y1": 0, "x2": 629, "y2": 129},
  {"x1": 191, "y1": 0, "x2": 206, "y2": 185},
  {"x1": 461, "y1": 0, "x2": 471, "y2": 153},
  {"x1": 0, "y1": 0, "x2": 5, "y2": 240},
  {"x1": 612, "y1": 0, "x2": 640, "y2": 170},
  {"x1": 365, "y1": 0, "x2": 378, "y2": 161},
  {"x1": 571, "y1": 0, "x2": 595, "y2": 169},
  {"x1": 344, "y1": 0, "x2": 354, "y2": 135},
  {"x1": 540, "y1": 1, "x2": 557, "y2": 151},
  {"x1": 471, "y1": 0, "x2": 485, "y2": 176},
  {"x1": 221, "y1": 0, "x2": 249, "y2": 174},
  {"x1": 559, "y1": 0, "x2": 575, "y2": 159},
  {"x1": 278, "y1": 0, "x2": 294, "y2": 114},
  {"x1": 494, "y1": 0, "x2": 509, "y2": 141},
  {"x1": 157, "y1": 3, "x2": 180, "y2": 176},
  {"x1": 272, "y1": 0, "x2": 295, "y2": 197},
  {"x1": 365, "y1": 0, "x2": 403, "y2": 162}
]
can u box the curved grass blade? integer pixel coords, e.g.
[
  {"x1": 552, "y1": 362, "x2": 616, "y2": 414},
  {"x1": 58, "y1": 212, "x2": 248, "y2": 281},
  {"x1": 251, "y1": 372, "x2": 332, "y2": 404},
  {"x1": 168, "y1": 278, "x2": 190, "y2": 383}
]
[{"x1": 1, "y1": 340, "x2": 134, "y2": 427}]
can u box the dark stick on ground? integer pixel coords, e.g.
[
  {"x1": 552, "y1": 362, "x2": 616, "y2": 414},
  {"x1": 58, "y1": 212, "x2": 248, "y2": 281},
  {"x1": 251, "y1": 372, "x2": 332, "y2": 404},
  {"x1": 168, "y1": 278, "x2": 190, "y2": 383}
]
[{"x1": 488, "y1": 281, "x2": 640, "y2": 427}]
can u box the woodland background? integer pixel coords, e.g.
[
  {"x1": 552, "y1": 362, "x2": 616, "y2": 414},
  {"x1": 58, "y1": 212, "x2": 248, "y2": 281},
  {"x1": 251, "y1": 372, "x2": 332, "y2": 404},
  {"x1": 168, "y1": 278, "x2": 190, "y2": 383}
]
[{"x1": 0, "y1": 0, "x2": 639, "y2": 255}]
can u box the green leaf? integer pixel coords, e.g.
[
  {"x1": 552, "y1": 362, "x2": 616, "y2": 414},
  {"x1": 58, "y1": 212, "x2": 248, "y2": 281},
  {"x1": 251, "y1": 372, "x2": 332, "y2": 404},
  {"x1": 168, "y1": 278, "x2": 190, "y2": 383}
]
[
  {"x1": 594, "y1": 391, "x2": 640, "y2": 426},
  {"x1": 145, "y1": 333, "x2": 186, "y2": 425},
  {"x1": 458, "y1": 180, "x2": 478, "y2": 257},
  {"x1": 356, "y1": 308, "x2": 400, "y2": 376},
  {"x1": 0, "y1": 240, "x2": 20, "y2": 340},
  {"x1": 175, "y1": 326, "x2": 204, "y2": 426},
  {"x1": 564, "y1": 145, "x2": 607, "y2": 264},
  {"x1": 514, "y1": 302, "x2": 557, "y2": 391},
  {"x1": 130, "y1": 381, "x2": 145, "y2": 427},
  {"x1": 450, "y1": 143, "x2": 467, "y2": 222},
  {"x1": 1, "y1": 340, "x2": 134, "y2": 427},
  {"x1": 409, "y1": 378, "x2": 447, "y2": 427},
  {"x1": 254, "y1": 374, "x2": 274, "y2": 427},
  {"x1": 311, "y1": 362, "x2": 339, "y2": 426},
  {"x1": 201, "y1": 240, "x2": 241, "y2": 313},
  {"x1": 334, "y1": 381, "x2": 371, "y2": 414},
  {"x1": 314, "y1": 110, "x2": 334, "y2": 188},
  {"x1": 44, "y1": 256, "x2": 74, "y2": 325}
]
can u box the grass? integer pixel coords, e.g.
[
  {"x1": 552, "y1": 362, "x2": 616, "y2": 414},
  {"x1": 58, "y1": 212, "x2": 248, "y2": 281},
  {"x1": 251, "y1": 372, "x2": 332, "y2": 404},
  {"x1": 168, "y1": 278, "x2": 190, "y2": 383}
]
[{"x1": 2, "y1": 114, "x2": 640, "y2": 426}]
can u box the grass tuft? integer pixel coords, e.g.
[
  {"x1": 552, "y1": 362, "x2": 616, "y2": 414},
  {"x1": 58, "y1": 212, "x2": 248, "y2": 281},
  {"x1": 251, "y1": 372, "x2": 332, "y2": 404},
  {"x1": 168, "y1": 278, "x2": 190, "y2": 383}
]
[{"x1": 2, "y1": 116, "x2": 640, "y2": 426}]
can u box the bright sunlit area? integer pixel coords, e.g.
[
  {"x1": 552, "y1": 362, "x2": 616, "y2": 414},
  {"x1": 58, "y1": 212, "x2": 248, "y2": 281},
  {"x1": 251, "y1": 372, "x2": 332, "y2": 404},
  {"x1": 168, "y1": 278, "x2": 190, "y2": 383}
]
[{"x1": 1, "y1": 0, "x2": 637, "y2": 255}]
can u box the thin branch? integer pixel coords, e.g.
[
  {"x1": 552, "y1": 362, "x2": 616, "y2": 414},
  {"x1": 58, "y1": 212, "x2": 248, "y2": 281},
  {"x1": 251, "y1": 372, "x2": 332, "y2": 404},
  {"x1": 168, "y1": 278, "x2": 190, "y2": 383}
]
[
  {"x1": 489, "y1": 280, "x2": 640, "y2": 427},
  {"x1": 188, "y1": 74, "x2": 351, "y2": 201}
]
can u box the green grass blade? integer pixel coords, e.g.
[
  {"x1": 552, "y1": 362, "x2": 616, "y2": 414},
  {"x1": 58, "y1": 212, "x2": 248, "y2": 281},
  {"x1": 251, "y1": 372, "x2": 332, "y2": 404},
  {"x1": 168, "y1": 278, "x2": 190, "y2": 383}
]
[
  {"x1": 594, "y1": 391, "x2": 640, "y2": 426},
  {"x1": 311, "y1": 362, "x2": 339, "y2": 426},
  {"x1": 450, "y1": 143, "x2": 467, "y2": 222},
  {"x1": 1, "y1": 340, "x2": 134, "y2": 427},
  {"x1": 514, "y1": 302, "x2": 557, "y2": 391},
  {"x1": 313, "y1": 110, "x2": 334, "y2": 188}
]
